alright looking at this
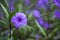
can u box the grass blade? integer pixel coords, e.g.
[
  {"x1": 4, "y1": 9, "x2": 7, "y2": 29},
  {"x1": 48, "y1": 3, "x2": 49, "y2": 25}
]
[
  {"x1": 0, "y1": 20, "x2": 7, "y2": 25},
  {"x1": 0, "y1": 3, "x2": 9, "y2": 19},
  {"x1": 49, "y1": 27, "x2": 58, "y2": 39},
  {"x1": 35, "y1": 20, "x2": 47, "y2": 37}
]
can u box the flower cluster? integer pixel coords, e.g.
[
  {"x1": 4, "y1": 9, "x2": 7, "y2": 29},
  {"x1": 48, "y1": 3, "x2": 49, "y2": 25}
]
[
  {"x1": 10, "y1": 0, "x2": 60, "y2": 29},
  {"x1": 33, "y1": 10, "x2": 50, "y2": 29}
]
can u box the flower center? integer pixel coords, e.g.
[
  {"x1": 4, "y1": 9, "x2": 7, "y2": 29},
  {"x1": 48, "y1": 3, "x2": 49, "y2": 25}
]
[
  {"x1": 17, "y1": 17, "x2": 22, "y2": 22},
  {"x1": 18, "y1": 19, "x2": 21, "y2": 21}
]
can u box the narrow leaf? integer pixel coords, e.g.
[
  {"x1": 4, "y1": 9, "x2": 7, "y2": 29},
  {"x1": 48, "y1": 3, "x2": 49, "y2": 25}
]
[
  {"x1": 4, "y1": 0, "x2": 8, "y2": 6},
  {"x1": 17, "y1": 4, "x2": 22, "y2": 12},
  {"x1": 49, "y1": 27, "x2": 58, "y2": 39},
  {"x1": 0, "y1": 20, "x2": 7, "y2": 25},
  {"x1": 35, "y1": 20, "x2": 47, "y2": 37},
  {"x1": 0, "y1": 3, "x2": 9, "y2": 19}
]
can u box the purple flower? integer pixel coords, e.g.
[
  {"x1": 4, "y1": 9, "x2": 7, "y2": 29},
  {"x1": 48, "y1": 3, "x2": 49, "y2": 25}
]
[
  {"x1": 36, "y1": 0, "x2": 48, "y2": 9},
  {"x1": 33, "y1": 10, "x2": 41, "y2": 18},
  {"x1": 26, "y1": 10, "x2": 31, "y2": 15},
  {"x1": 37, "y1": 18, "x2": 44, "y2": 25},
  {"x1": 44, "y1": 22, "x2": 50, "y2": 29},
  {"x1": 11, "y1": 12, "x2": 27, "y2": 28},
  {"x1": 54, "y1": 10, "x2": 60, "y2": 19},
  {"x1": 53, "y1": 0, "x2": 60, "y2": 8},
  {"x1": 24, "y1": 0, "x2": 30, "y2": 5},
  {"x1": 37, "y1": 18, "x2": 50, "y2": 29},
  {"x1": 8, "y1": 0, "x2": 15, "y2": 12}
]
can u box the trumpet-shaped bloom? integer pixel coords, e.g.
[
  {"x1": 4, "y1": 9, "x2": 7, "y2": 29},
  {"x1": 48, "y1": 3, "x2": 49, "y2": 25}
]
[{"x1": 11, "y1": 12, "x2": 27, "y2": 28}]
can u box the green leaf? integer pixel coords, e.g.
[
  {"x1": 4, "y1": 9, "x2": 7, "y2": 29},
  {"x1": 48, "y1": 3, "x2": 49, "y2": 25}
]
[
  {"x1": 26, "y1": 25, "x2": 35, "y2": 32},
  {"x1": 12, "y1": 30, "x2": 17, "y2": 40},
  {"x1": 19, "y1": 27, "x2": 27, "y2": 38},
  {"x1": 54, "y1": 35, "x2": 60, "y2": 40},
  {"x1": 4, "y1": 0, "x2": 8, "y2": 6},
  {"x1": 0, "y1": 3, "x2": 9, "y2": 19},
  {"x1": 57, "y1": 22, "x2": 60, "y2": 31},
  {"x1": 35, "y1": 20, "x2": 47, "y2": 37},
  {"x1": 0, "y1": 20, "x2": 7, "y2": 25},
  {"x1": 48, "y1": 27, "x2": 58, "y2": 39},
  {"x1": 0, "y1": 38, "x2": 2, "y2": 40},
  {"x1": 28, "y1": 13, "x2": 33, "y2": 20},
  {"x1": 25, "y1": 1, "x2": 37, "y2": 11},
  {"x1": 26, "y1": 38, "x2": 35, "y2": 40},
  {"x1": 17, "y1": 4, "x2": 23, "y2": 12}
]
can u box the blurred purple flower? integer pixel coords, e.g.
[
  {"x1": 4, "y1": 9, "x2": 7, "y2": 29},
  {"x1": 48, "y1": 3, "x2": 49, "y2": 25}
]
[
  {"x1": 35, "y1": 34, "x2": 40, "y2": 40},
  {"x1": 26, "y1": 10, "x2": 31, "y2": 15},
  {"x1": 11, "y1": 12, "x2": 27, "y2": 28},
  {"x1": 36, "y1": 0, "x2": 48, "y2": 5},
  {"x1": 36, "y1": 0, "x2": 48, "y2": 9},
  {"x1": 37, "y1": 18, "x2": 44, "y2": 25},
  {"x1": 33, "y1": 10, "x2": 41, "y2": 18},
  {"x1": 53, "y1": 0, "x2": 60, "y2": 8},
  {"x1": 24, "y1": 0, "x2": 30, "y2": 5},
  {"x1": 54, "y1": 10, "x2": 60, "y2": 19},
  {"x1": 8, "y1": 0, "x2": 15, "y2": 12},
  {"x1": 37, "y1": 18, "x2": 51, "y2": 29},
  {"x1": 44, "y1": 22, "x2": 50, "y2": 29},
  {"x1": 0, "y1": 8, "x2": 5, "y2": 20}
]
